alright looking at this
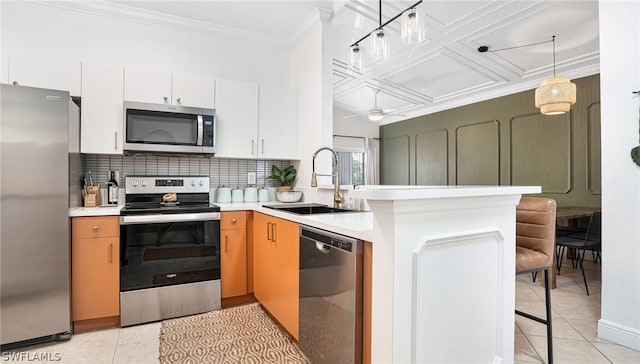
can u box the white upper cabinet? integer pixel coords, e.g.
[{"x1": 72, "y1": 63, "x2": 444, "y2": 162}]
[
  {"x1": 81, "y1": 62, "x2": 124, "y2": 154},
  {"x1": 124, "y1": 68, "x2": 172, "y2": 104},
  {"x1": 172, "y1": 72, "x2": 215, "y2": 108},
  {"x1": 258, "y1": 84, "x2": 296, "y2": 159},
  {"x1": 214, "y1": 80, "x2": 297, "y2": 160},
  {"x1": 214, "y1": 79, "x2": 259, "y2": 159},
  {"x1": 124, "y1": 68, "x2": 214, "y2": 108},
  {"x1": 8, "y1": 53, "x2": 81, "y2": 96},
  {"x1": 215, "y1": 80, "x2": 298, "y2": 159}
]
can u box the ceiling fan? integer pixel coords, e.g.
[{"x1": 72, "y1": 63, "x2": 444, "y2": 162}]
[{"x1": 345, "y1": 89, "x2": 406, "y2": 122}]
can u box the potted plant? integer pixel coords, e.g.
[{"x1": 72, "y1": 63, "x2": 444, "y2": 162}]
[{"x1": 267, "y1": 165, "x2": 297, "y2": 192}]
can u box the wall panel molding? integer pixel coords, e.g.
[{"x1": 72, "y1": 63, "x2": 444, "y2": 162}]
[
  {"x1": 587, "y1": 102, "x2": 602, "y2": 195},
  {"x1": 456, "y1": 120, "x2": 500, "y2": 185},
  {"x1": 510, "y1": 113, "x2": 571, "y2": 193},
  {"x1": 412, "y1": 230, "x2": 505, "y2": 363},
  {"x1": 415, "y1": 130, "x2": 448, "y2": 185},
  {"x1": 382, "y1": 135, "x2": 411, "y2": 185}
]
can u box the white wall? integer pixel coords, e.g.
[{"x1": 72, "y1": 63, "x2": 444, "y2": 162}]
[
  {"x1": 598, "y1": 0, "x2": 640, "y2": 350},
  {"x1": 0, "y1": 1, "x2": 289, "y2": 85},
  {"x1": 289, "y1": 10, "x2": 337, "y2": 206}
]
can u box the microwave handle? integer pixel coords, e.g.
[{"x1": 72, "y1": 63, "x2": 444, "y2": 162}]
[{"x1": 197, "y1": 115, "x2": 203, "y2": 146}]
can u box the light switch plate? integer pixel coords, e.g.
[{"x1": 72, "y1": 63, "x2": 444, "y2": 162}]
[{"x1": 247, "y1": 172, "x2": 256, "y2": 185}]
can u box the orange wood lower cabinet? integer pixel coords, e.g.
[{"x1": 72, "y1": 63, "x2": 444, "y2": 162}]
[
  {"x1": 363, "y1": 241, "x2": 372, "y2": 364},
  {"x1": 221, "y1": 227, "x2": 248, "y2": 298},
  {"x1": 253, "y1": 212, "x2": 299, "y2": 339},
  {"x1": 71, "y1": 216, "x2": 120, "y2": 329}
]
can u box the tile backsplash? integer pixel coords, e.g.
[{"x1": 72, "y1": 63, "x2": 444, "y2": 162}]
[{"x1": 81, "y1": 154, "x2": 292, "y2": 188}]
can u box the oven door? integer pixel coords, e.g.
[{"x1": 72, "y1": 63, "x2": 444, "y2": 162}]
[{"x1": 119, "y1": 213, "x2": 220, "y2": 292}]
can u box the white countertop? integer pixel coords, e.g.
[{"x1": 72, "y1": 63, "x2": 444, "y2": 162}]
[
  {"x1": 69, "y1": 205, "x2": 124, "y2": 217},
  {"x1": 69, "y1": 202, "x2": 374, "y2": 241},
  {"x1": 197, "y1": 202, "x2": 374, "y2": 241}
]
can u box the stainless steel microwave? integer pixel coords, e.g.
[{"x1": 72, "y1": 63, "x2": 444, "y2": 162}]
[{"x1": 123, "y1": 101, "x2": 215, "y2": 155}]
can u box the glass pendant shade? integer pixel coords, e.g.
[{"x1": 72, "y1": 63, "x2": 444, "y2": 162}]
[
  {"x1": 401, "y1": 8, "x2": 426, "y2": 45},
  {"x1": 370, "y1": 29, "x2": 390, "y2": 60},
  {"x1": 535, "y1": 76, "x2": 577, "y2": 115},
  {"x1": 349, "y1": 44, "x2": 364, "y2": 72}
]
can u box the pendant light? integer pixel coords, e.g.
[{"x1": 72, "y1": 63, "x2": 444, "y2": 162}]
[
  {"x1": 349, "y1": 0, "x2": 425, "y2": 70},
  {"x1": 401, "y1": 7, "x2": 426, "y2": 45},
  {"x1": 535, "y1": 36, "x2": 577, "y2": 115},
  {"x1": 370, "y1": 28, "x2": 390, "y2": 60},
  {"x1": 350, "y1": 44, "x2": 364, "y2": 72}
]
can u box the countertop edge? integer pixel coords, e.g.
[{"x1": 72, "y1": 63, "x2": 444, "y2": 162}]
[{"x1": 69, "y1": 205, "x2": 124, "y2": 217}]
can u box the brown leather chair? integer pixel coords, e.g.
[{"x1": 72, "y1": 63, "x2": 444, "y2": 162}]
[{"x1": 515, "y1": 197, "x2": 556, "y2": 364}]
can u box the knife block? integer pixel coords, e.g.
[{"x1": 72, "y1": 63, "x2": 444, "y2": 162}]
[{"x1": 83, "y1": 185, "x2": 101, "y2": 207}]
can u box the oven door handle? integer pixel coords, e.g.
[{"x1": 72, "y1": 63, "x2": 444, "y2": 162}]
[{"x1": 120, "y1": 212, "x2": 220, "y2": 225}]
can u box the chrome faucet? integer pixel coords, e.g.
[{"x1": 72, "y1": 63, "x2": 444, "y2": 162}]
[{"x1": 311, "y1": 147, "x2": 345, "y2": 208}]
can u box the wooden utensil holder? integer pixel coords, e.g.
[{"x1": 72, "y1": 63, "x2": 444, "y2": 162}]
[{"x1": 83, "y1": 184, "x2": 101, "y2": 207}]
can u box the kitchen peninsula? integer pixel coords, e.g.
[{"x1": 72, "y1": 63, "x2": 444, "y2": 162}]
[{"x1": 350, "y1": 185, "x2": 541, "y2": 363}]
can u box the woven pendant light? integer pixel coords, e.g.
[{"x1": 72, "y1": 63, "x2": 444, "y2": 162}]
[
  {"x1": 535, "y1": 36, "x2": 577, "y2": 115},
  {"x1": 535, "y1": 77, "x2": 577, "y2": 115}
]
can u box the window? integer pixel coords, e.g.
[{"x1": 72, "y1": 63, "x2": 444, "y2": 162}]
[
  {"x1": 337, "y1": 151, "x2": 366, "y2": 186},
  {"x1": 334, "y1": 135, "x2": 368, "y2": 186}
]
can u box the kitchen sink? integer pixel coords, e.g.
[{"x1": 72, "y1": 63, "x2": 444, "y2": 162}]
[{"x1": 263, "y1": 203, "x2": 358, "y2": 215}]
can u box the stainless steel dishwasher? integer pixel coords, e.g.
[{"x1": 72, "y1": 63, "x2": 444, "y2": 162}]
[{"x1": 299, "y1": 225, "x2": 363, "y2": 364}]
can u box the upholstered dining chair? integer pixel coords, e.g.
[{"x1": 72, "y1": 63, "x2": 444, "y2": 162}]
[{"x1": 515, "y1": 197, "x2": 556, "y2": 364}]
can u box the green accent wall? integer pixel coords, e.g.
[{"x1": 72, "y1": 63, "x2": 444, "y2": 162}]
[{"x1": 380, "y1": 74, "x2": 601, "y2": 208}]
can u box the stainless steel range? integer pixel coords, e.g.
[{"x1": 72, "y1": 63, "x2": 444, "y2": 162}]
[{"x1": 119, "y1": 176, "x2": 220, "y2": 326}]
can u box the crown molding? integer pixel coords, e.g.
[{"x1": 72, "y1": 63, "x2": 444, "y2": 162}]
[
  {"x1": 287, "y1": 7, "x2": 334, "y2": 48},
  {"x1": 34, "y1": 0, "x2": 290, "y2": 49}
]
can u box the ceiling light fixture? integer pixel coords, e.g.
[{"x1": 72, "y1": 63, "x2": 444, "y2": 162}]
[
  {"x1": 534, "y1": 36, "x2": 577, "y2": 115},
  {"x1": 349, "y1": 0, "x2": 425, "y2": 71},
  {"x1": 478, "y1": 35, "x2": 576, "y2": 115}
]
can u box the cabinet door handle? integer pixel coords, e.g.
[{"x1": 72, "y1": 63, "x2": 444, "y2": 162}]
[
  {"x1": 163, "y1": 96, "x2": 168, "y2": 103},
  {"x1": 92, "y1": 225, "x2": 99, "y2": 232},
  {"x1": 231, "y1": 218, "x2": 237, "y2": 224},
  {"x1": 251, "y1": 139, "x2": 255, "y2": 155},
  {"x1": 176, "y1": 97, "x2": 181, "y2": 104},
  {"x1": 114, "y1": 131, "x2": 118, "y2": 150},
  {"x1": 261, "y1": 139, "x2": 264, "y2": 154},
  {"x1": 266, "y1": 222, "x2": 271, "y2": 241},
  {"x1": 272, "y1": 223, "x2": 277, "y2": 243},
  {"x1": 225, "y1": 235, "x2": 228, "y2": 253},
  {"x1": 109, "y1": 243, "x2": 113, "y2": 263}
]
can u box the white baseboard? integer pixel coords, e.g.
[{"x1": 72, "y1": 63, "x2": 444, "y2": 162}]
[{"x1": 598, "y1": 319, "x2": 640, "y2": 351}]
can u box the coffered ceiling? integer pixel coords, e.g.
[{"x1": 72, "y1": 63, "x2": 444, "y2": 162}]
[
  {"x1": 332, "y1": 0, "x2": 599, "y2": 124},
  {"x1": 99, "y1": 0, "x2": 600, "y2": 125}
]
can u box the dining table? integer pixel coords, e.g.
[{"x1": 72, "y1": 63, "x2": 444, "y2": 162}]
[{"x1": 556, "y1": 206, "x2": 601, "y2": 225}]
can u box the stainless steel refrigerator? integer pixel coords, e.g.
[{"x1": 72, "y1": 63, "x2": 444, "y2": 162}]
[{"x1": 1, "y1": 84, "x2": 78, "y2": 347}]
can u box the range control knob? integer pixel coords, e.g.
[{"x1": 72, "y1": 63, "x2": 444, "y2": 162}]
[
  {"x1": 141, "y1": 180, "x2": 148, "y2": 187},
  {"x1": 191, "y1": 180, "x2": 196, "y2": 186},
  {"x1": 199, "y1": 180, "x2": 204, "y2": 186},
  {"x1": 132, "y1": 180, "x2": 139, "y2": 187}
]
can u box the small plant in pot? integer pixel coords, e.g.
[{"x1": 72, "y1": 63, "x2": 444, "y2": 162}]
[{"x1": 267, "y1": 165, "x2": 297, "y2": 192}]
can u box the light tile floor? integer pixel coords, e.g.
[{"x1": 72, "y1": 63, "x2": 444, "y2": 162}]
[
  {"x1": 515, "y1": 253, "x2": 640, "y2": 363},
  {"x1": 4, "y1": 253, "x2": 640, "y2": 364}
]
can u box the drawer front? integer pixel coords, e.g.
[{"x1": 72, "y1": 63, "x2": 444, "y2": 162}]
[
  {"x1": 72, "y1": 216, "x2": 119, "y2": 239},
  {"x1": 221, "y1": 211, "x2": 246, "y2": 230}
]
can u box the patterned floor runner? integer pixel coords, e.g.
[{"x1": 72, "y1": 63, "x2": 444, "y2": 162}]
[{"x1": 159, "y1": 303, "x2": 309, "y2": 364}]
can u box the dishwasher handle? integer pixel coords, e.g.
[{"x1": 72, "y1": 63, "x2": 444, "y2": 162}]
[{"x1": 315, "y1": 241, "x2": 331, "y2": 254}]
